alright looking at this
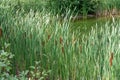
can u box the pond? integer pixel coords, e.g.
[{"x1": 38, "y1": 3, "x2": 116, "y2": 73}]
[{"x1": 71, "y1": 16, "x2": 120, "y2": 36}]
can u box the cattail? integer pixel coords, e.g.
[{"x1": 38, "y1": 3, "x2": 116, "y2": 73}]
[
  {"x1": 48, "y1": 34, "x2": 51, "y2": 40},
  {"x1": 0, "y1": 28, "x2": 2, "y2": 37},
  {"x1": 60, "y1": 36, "x2": 63, "y2": 44},
  {"x1": 109, "y1": 52, "x2": 113, "y2": 67}
]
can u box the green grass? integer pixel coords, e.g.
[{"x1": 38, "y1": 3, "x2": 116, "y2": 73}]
[{"x1": 1, "y1": 0, "x2": 120, "y2": 80}]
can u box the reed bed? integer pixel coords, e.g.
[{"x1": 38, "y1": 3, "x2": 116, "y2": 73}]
[{"x1": 1, "y1": 1, "x2": 120, "y2": 80}]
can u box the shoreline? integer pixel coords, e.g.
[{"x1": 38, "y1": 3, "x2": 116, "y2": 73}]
[{"x1": 71, "y1": 9, "x2": 120, "y2": 21}]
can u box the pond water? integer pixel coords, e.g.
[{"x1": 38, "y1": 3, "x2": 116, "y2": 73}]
[{"x1": 71, "y1": 16, "x2": 120, "y2": 35}]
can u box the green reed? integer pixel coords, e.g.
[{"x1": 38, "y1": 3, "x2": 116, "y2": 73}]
[{"x1": 1, "y1": 0, "x2": 120, "y2": 79}]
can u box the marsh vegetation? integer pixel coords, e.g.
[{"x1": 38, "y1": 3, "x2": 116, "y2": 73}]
[{"x1": 0, "y1": 0, "x2": 120, "y2": 80}]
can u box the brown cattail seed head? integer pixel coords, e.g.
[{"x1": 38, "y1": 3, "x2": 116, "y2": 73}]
[
  {"x1": 109, "y1": 52, "x2": 113, "y2": 67},
  {"x1": 0, "y1": 28, "x2": 2, "y2": 37},
  {"x1": 60, "y1": 36, "x2": 63, "y2": 44}
]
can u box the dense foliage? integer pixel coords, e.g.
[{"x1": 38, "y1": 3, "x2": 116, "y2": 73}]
[
  {"x1": 47, "y1": 0, "x2": 100, "y2": 15},
  {"x1": 1, "y1": 0, "x2": 120, "y2": 80},
  {"x1": 1, "y1": 0, "x2": 119, "y2": 17}
]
